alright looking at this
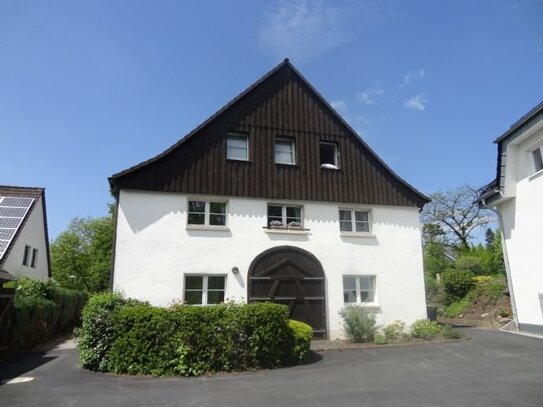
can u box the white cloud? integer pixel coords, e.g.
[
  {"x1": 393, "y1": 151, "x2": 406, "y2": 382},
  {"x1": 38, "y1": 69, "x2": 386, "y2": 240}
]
[
  {"x1": 259, "y1": 0, "x2": 355, "y2": 62},
  {"x1": 404, "y1": 94, "x2": 428, "y2": 112},
  {"x1": 357, "y1": 88, "x2": 384, "y2": 105},
  {"x1": 330, "y1": 100, "x2": 347, "y2": 113},
  {"x1": 402, "y1": 69, "x2": 425, "y2": 85}
]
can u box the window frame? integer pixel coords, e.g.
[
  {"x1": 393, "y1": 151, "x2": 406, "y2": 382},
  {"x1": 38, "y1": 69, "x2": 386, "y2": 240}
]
[
  {"x1": 30, "y1": 248, "x2": 38, "y2": 268},
  {"x1": 266, "y1": 203, "x2": 304, "y2": 229},
  {"x1": 226, "y1": 133, "x2": 249, "y2": 161},
  {"x1": 338, "y1": 208, "x2": 372, "y2": 235},
  {"x1": 22, "y1": 245, "x2": 31, "y2": 266},
  {"x1": 274, "y1": 137, "x2": 296, "y2": 165},
  {"x1": 531, "y1": 146, "x2": 543, "y2": 174},
  {"x1": 343, "y1": 275, "x2": 377, "y2": 306},
  {"x1": 183, "y1": 274, "x2": 226, "y2": 306},
  {"x1": 187, "y1": 199, "x2": 228, "y2": 229},
  {"x1": 319, "y1": 141, "x2": 339, "y2": 169}
]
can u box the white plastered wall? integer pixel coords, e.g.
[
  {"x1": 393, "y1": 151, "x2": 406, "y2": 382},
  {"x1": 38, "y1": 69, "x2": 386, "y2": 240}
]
[
  {"x1": 3, "y1": 196, "x2": 49, "y2": 280},
  {"x1": 113, "y1": 190, "x2": 428, "y2": 339}
]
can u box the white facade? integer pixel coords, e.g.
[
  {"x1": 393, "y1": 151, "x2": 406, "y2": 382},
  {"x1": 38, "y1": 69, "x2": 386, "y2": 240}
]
[
  {"x1": 490, "y1": 117, "x2": 543, "y2": 332},
  {"x1": 113, "y1": 189, "x2": 427, "y2": 339},
  {"x1": 3, "y1": 196, "x2": 49, "y2": 280}
]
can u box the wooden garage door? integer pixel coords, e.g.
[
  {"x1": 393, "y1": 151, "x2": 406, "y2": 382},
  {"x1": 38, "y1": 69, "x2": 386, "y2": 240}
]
[{"x1": 248, "y1": 246, "x2": 326, "y2": 338}]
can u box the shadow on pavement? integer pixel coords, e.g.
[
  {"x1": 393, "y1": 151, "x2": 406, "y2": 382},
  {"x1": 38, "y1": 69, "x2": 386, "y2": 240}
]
[{"x1": 0, "y1": 351, "x2": 57, "y2": 384}]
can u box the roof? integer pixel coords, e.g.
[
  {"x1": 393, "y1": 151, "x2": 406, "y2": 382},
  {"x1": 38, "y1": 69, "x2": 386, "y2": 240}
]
[
  {"x1": 0, "y1": 186, "x2": 51, "y2": 277},
  {"x1": 0, "y1": 268, "x2": 17, "y2": 282},
  {"x1": 109, "y1": 59, "x2": 429, "y2": 206}
]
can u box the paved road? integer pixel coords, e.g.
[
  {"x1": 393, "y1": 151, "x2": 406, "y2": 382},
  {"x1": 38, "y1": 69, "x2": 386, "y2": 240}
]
[{"x1": 1, "y1": 328, "x2": 542, "y2": 407}]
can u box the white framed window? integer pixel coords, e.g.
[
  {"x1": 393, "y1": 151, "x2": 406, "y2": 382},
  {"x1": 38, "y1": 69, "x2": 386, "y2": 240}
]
[
  {"x1": 187, "y1": 200, "x2": 227, "y2": 226},
  {"x1": 339, "y1": 209, "x2": 370, "y2": 233},
  {"x1": 320, "y1": 141, "x2": 339, "y2": 169},
  {"x1": 343, "y1": 275, "x2": 376, "y2": 304},
  {"x1": 226, "y1": 134, "x2": 248, "y2": 161},
  {"x1": 31, "y1": 248, "x2": 38, "y2": 268},
  {"x1": 22, "y1": 245, "x2": 31, "y2": 266},
  {"x1": 275, "y1": 138, "x2": 295, "y2": 165},
  {"x1": 184, "y1": 275, "x2": 226, "y2": 305},
  {"x1": 531, "y1": 146, "x2": 543, "y2": 173},
  {"x1": 267, "y1": 204, "x2": 303, "y2": 228}
]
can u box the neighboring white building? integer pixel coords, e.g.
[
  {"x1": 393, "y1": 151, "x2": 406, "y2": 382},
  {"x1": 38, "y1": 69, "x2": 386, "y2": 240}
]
[
  {"x1": 478, "y1": 101, "x2": 543, "y2": 334},
  {"x1": 109, "y1": 60, "x2": 430, "y2": 339},
  {"x1": 0, "y1": 186, "x2": 51, "y2": 282}
]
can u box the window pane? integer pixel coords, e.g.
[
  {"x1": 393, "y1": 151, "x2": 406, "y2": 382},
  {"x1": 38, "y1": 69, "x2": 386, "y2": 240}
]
[
  {"x1": 227, "y1": 136, "x2": 248, "y2": 160},
  {"x1": 185, "y1": 276, "x2": 203, "y2": 289},
  {"x1": 339, "y1": 210, "x2": 352, "y2": 221},
  {"x1": 227, "y1": 136, "x2": 247, "y2": 148},
  {"x1": 360, "y1": 276, "x2": 374, "y2": 290},
  {"x1": 31, "y1": 249, "x2": 38, "y2": 268},
  {"x1": 188, "y1": 201, "x2": 205, "y2": 213},
  {"x1": 340, "y1": 221, "x2": 353, "y2": 232},
  {"x1": 188, "y1": 213, "x2": 205, "y2": 225},
  {"x1": 207, "y1": 276, "x2": 225, "y2": 290},
  {"x1": 209, "y1": 214, "x2": 226, "y2": 226},
  {"x1": 210, "y1": 202, "x2": 226, "y2": 214},
  {"x1": 355, "y1": 211, "x2": 368, "y2": 222},
  {"x1": 185, "y1": 291, "x2": 203, "y2": 305},
  {"x1": 275, "y1": 140, "x2": 294, "y2": 164},
  {"x1": 275, "y1": 151, "x2": 294, "y2": 164},
  {"x1": 320, "y1": 142, "x2": 337, "y2": 166},
  {"x1": 22, "y1": 245, "x2": 30, "y2": 266},
  {"x1": 286, "y1": 206, "x2": 301, "y2": 219},
  {"x1": 207, "y1": 290, "x2": 225, "y2": 305},
  {"x1": 267, "y1": 205, "x2": 282, "y2": 217},
  {"x1": 355, "y1": 222, "x2": 369, "y2": 232},
  {"x1": 344, "y1": 291, "x2": 357, "y2": 303},
  {"x1": 360, "y1": 291, "x2": 374, "y2": 303},
  {"x1": 533, "y1": 148, "x2": 543, "y2": 172},
  {"x1": 343, "y1": 276, "x2": 357, "y2": 290}
]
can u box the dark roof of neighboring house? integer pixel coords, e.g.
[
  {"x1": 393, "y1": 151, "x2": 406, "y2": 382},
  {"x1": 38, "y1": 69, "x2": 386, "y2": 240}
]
[
  {"x1": 0, "y1": 268, "x2": 17, "y2": 282},
  {"x1": 109, "y1": 59, "x2": 429, "y2": 208},
  {"x1": 0, "y1": 186, "x2": 51, "y2": 277}
]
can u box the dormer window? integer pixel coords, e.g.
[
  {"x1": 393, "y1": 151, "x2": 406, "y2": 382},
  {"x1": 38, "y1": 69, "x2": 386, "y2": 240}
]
[
  {"x1": 227, "y1": 134, "x2": 248, "y2": 161},
  {"x1": 320, "y1": 142, "x2": 339, "y2": 169},
  {"x1": 532, "y1": 146, "x2": 543, "y2": 173},
  {"x1": 275, "y1": 138, "x2": 295, "y2": 165}
]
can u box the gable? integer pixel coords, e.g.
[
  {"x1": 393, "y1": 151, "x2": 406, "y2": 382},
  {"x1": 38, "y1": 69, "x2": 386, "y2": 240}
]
[{"x1": 110, "y1": 60, "x2": 429, "y2": 209}]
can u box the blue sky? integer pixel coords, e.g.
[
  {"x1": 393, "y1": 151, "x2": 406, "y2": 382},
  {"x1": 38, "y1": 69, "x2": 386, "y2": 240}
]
[{"x1": 1, "y1": 0, "x2": 542, "y2": 239}]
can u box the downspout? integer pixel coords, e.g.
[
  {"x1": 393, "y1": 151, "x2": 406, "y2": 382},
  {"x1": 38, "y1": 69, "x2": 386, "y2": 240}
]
[{"x1": 481, "y1": 194, "x2": 519, "y2": 330}]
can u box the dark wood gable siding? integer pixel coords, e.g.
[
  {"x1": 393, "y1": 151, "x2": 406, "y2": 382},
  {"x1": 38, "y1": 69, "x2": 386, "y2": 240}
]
[{"x1": 111, "y1": 62, "x2": 428, "y2": 208}]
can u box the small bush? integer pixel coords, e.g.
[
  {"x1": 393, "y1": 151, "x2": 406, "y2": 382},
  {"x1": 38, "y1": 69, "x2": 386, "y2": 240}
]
[
  {"x1": 383, "y1": 320, "x2": 405, "y2": 341},
  {"x1": 410, "y1": 319, "x2": 443, "y2": 340},
  {"x1": 288, "y1": 320, "x2": 313, "y2": 363},
  {"x1": 373, "y1": 334, "x2": 387, "y2": 345},
  {"x1": 339, "y1": 306, "x2": 377, "y2": 343},
  {"x1": 444, "y1": 296, "x2": 471, "y2": 318},
  {"x1": 455, "y1": 256, "x2": 484, "y2": 276},
  {"x1": 441, "y1": 269, "x2": 474, "y2": 304}
]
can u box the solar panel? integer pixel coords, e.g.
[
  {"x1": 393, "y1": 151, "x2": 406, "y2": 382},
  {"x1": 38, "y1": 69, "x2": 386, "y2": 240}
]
[{"x1": 0, "y1": 196, "x2": 34, "y2": 260}]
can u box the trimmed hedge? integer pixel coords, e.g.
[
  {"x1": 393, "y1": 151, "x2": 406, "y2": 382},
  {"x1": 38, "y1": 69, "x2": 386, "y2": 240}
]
[{"x1": 76, "y1": 292, "x2": 313, "y2": 376}]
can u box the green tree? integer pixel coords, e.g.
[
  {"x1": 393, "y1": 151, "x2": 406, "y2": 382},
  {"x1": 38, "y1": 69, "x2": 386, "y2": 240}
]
[{"x1": 50, "y1": 204, "x2": 114, "y2": 292}]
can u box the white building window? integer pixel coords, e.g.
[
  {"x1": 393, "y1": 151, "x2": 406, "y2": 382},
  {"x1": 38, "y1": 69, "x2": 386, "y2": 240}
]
[
  {"x1": 31, "y1": 248, "x2": 38, "y2": 268},
  {"x1": 343, "y1": 275, "x2": 376, "y2": 304},
  {"x1": 339, "y1": 209, "x2": 370, "y2": 233},
  {"x1": 22, "y1": 245, "x2": 31, "y2": 266},
  {"x1": 227, "y1": 134, "x2": 248, "y2": 161},
  {"x1": 267, "y1": 204, "x2": 303, "y2": 228},
  {"x1": 320, "y1": 142, "x2": 339, "y2": 169},
  {"x1": 184, "y1": 275, "x2": 226, "y2": 305},
  {"x1": 532, "y1": 146, "x2": 543, "y2": 173},
  {"x1": 187, "y1": 201, "x2": 227, "y2": 226},
  {"x1": 275, "y1": 138, "x2": 295, "y2": 165}
]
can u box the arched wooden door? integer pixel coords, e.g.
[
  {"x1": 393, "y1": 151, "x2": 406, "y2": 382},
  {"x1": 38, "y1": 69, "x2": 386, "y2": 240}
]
[{"x1": 248, "y1": 246, "x2": 326, "y2": 338}]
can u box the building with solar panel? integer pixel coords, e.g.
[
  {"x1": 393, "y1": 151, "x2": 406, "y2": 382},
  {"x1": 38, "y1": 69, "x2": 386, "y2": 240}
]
[{"x1": 0, "y1": 186, "x2": 51, "y2": 283}]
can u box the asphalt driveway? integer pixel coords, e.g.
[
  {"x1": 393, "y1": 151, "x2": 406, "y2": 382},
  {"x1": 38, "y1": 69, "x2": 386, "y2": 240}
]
[{"x1": 1, "y1": 328, "x2": 542, "y2": 407}]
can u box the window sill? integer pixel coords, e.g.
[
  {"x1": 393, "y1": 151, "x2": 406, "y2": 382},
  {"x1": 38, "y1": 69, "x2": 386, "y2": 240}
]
[
  {"x1": 340, "y1": 232, "x2": 375, "y2": 238},
  {"x1": 186, "y1": 225, "x2": 230, "y2": 232},
  {"x1": 274, "y1": 162, "x2": 298, "y2": 167},
  {"x1": 529, "y1": 169, "x2": 543, "y2": 181},
  {"x1": 263, "y1": 227, "x2": 311, "y2": 235},
  {"x1": 226, "y1": 158, "x2": 251, "y2": 163}
]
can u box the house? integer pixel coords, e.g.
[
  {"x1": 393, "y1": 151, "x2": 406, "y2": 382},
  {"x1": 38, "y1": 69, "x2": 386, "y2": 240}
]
[
  {"x1": 478, "y1": 101, "x2": 543, "y2": 334},
  {"x1": 0, "y1": 186, "x2": 51, "y2": 281},
  {"x1": 109, "y1": 60, "x2": 430, "y2": 339}
]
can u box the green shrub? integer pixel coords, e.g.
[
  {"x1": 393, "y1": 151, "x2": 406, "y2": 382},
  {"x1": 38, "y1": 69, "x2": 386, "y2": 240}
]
[
  {"x1": 441, "y1": 269, "x2": 474, "y2": 303},
  {"x1": 288, "y1": 319, "x2": 313, "y2": 363},
  {"x1": 339, "y1": 306, "x2": 377, "y2": 343},
  {"x1": 374, "y1": 334, "x2": 387, "y2": 345},
  {"x1": 455, "y1": 256, "x2": 484, "y2": 276},
  {"x1": 441, "y1": 324, "x2": 463, "y2": 339},
  {"x1": 444, "y1": 296, "x2": 471, "y2": 318},
  {"x1": 410, "y1": 319, "x2": 443, "y2": 340},
  {"x1": 383, "y1": 320, "x2": 405, "y2": 341}
]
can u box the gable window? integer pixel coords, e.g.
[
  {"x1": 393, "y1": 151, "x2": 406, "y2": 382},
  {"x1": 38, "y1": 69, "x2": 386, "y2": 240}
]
[
  {"x1": 267, "y1": 204, "x2": 302, "y2": 228},
  {"x1": 22, "y1": 245, "x2": 31, "y2": 266},
  {"x1": 339, "y1": 209, "x2": 370, "y2": 233},
  {"x1": 343, "y1": 275, "x2": 376, "y2": 304},
  {"x1": 188, "y1": 200, "x2": 227, "y2": 226},
  {"x1": 227, "y1": 134, "x2": 248, "y2": 161},
  {"x1": 275, "y1": 138, "x2": 295, "y2": 165},
  {"x1": 532, "y1": 146, "x2": 543, "y2": 173},
  {"x1": 184, "y1": 275, "x2": 225, "y2": 305},
  {"x1": 320, "y1": 142, "x2": 339, "y2": 169},
  {"x1": 31, "y1": 248, "x2": 38, "y2": 268}
]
